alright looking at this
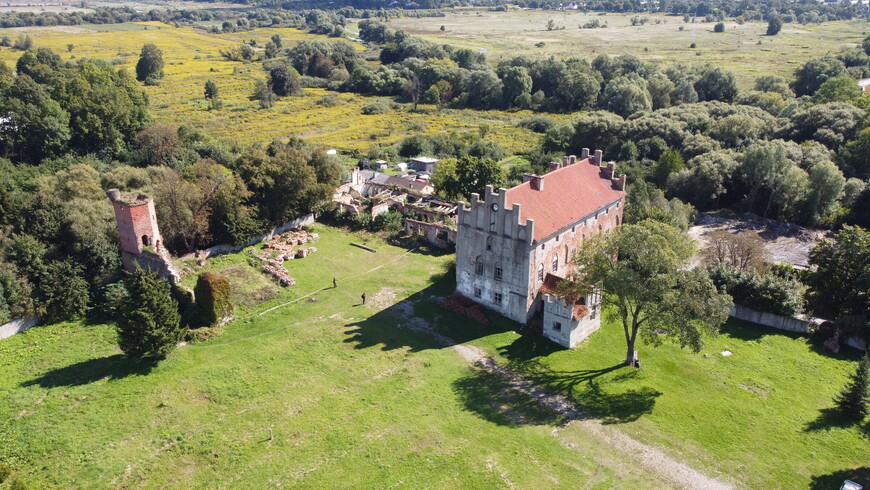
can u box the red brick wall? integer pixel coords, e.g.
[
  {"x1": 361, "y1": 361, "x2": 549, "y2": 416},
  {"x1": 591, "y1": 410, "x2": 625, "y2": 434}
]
[{"x1": 111, "y1": 200, "x2": 163, "y2": 255}]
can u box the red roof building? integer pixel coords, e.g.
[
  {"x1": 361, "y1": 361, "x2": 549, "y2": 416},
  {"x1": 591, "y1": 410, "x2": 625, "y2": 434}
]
[{"x1": 454, "y1": 151, "x2": 626, "y2": 328}]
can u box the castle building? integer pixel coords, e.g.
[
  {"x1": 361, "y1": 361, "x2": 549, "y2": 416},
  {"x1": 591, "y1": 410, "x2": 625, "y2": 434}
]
[
  {"x1": 454, "y1": 150, "x2": 626, "y2": 347},
  {"x1": 107, "y1": 189, "x2": 179, "y2": 284}
]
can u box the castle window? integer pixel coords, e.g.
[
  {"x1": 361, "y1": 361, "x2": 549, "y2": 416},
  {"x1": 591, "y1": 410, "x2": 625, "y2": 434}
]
[
  {"x1": 537, "y1": 264, "x2": 544, "y2": 282},
  {"x1": 486, "y1": 235, "x2": 493, "y2": 251},
  {"x1": 142, "y1": 235, "x2": 149, "y2": 247},
  {"x1": 552, "y1": 321, "x2": 562, "y2": 332},
  {"x1": 494, "y1": 266, "x2": 503, "y2": 281},
  {"x1": 551, "y1": 255, "x2": 558, "y2": 272},
  {"x1": 493, "y1": 292, "x2": 503, "y2": 304},
  {"x1": 474, "y1": 287, "x2": 482, "y2": 298},
  {"x1": 476, "y1": 261, "x2": 484, "y2": 275}
]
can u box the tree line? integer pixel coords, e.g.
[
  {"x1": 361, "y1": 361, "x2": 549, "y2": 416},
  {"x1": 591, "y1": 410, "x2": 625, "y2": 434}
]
[{"x1": 0, "y1": 47, "x2": 343, "y2": 328}]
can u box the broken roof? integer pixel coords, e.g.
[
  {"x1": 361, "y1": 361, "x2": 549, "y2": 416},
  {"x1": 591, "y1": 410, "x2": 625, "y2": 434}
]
[
  {"x1": 541, "y1": 273, "x2": 589, "y2": 321},
  {"x1": 504, "y1": 158, "x2": 625, "y2": 242}
]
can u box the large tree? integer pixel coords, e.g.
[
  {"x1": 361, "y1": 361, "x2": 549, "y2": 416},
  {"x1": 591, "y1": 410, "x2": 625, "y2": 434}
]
[
  {"x1": 135, "y1": 43, "x2": 164, "y2": 82},
  {"x1": 806, "y1": 226, "x2": 870, "y2": 330},
  {"x1": 559, "y1": 220, "x2": 731, "y2": 365},
  {"x1": 833, "y1": 353, "x2": 869, "y2": 422},
  {"x1": 115, "y1": 267, "x2": 183, "y2": 359}
]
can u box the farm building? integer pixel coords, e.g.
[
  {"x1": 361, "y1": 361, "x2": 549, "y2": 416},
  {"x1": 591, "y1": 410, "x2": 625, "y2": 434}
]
[{"x1": 454, "y1": 151, "x2": 626, "y2": 347}]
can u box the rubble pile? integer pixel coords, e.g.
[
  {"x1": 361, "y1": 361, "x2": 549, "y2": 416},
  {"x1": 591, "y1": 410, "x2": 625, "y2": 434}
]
[
  {"x1": 256, "y1": 228, "x2": 319, "y2": 286},
  {"x1": 439, "y1": 295, "x2": 490, "y2": 325}
]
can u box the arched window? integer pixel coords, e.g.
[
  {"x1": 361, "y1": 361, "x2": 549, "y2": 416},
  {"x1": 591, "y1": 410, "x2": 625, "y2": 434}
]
[
  {"x1": 551, "y1": 255, "x2": 558, "y2": 272},
  {"x1": 537, "y1": 264, "x2": 544, "y2": 282},
  {"x1": 486, "y1": 235, "x2": 493, "y2": 251},
  {"x1": 564, "y1": 245, "x2": 569, "y2": 264}
]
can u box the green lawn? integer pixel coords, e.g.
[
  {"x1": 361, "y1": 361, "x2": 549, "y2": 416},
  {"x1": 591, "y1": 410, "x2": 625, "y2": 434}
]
[{"x1": 0, "y1": 224, "x2": 867, "y2": 488}]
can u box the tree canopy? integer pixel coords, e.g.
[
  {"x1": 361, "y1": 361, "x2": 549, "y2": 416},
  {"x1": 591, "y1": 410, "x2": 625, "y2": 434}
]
[{"x1": 559, "y1": 219, "x2": 732, "y2": 365}]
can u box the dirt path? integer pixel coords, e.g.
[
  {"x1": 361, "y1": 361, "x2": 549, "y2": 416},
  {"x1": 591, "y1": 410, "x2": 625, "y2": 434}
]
[{"x1": 394, "y1": 299, "x2": 732, "y2": 490}]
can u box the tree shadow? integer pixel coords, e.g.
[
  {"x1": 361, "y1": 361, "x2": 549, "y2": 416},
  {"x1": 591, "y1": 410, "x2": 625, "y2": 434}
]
[
  {"x1": 809, "y1": 466, "x2": 870, "y2": 490},
  {"x1": 804, "y1": 407, "x2": 866, "y2": 433},
  {"x1": 343, "y1": 278, "x2": 513, "y2": 353},
  {"x1": 452, "y1": 368, "x2": 567, "y2": 427},
  {"x1": 21, "y1": 355, "x2": 157, "y2": 388}
]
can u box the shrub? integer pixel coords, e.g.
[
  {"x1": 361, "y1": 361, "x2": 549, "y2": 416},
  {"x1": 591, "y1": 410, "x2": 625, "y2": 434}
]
[
  {"x1": 708, "y1": 264, "x2": 805, "y2": 316},
  {"x1": 186, "y1": 325, "x2": 224, "y2": 342},
  {"x1": 361, "y1": 99, "x2": 392, "y2": 115},
  {"x1": 194, "y1": 272, "x2": 233, "y2": 327},
  {"x1": 714, "y1": 22, "x2": 725, "y2": 33},
  {"x1": 316, "y1": 94, "x2": 339, "y2": 106},
  {"x1": 517, "y1": 115, "x2": 556, "y2": 133},
  {"x1": 371, "y1": 210, "x2": 404, "y2": 234}
]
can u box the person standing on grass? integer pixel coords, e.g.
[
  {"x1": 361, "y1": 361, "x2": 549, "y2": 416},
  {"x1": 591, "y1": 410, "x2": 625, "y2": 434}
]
[
  {"x1": 333, "y1": 277, "x2": 337, "y2": 289},
  {"x1": 361, "y1": 292, "x2": 366, "y2": 305}
]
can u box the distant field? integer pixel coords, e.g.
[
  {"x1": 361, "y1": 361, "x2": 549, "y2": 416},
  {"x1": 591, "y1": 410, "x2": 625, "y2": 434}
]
[
  {"x1": 0, "y1": 22, "x2": 549, "y2": 154},
  {"x1": 384, "y1": 10, "x2": 870, "y2": 90},
  {"x1": 0, "y1": 224, "x2": 866, "y2": 488},
  {"x1": 0, "y1": 0, "x2": 245, "y2": 14}
]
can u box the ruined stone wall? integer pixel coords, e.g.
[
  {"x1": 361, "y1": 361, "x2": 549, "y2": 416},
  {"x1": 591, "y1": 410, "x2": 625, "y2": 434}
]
[
  {"x1": 542, "y1": 293, "x2": 600, "y2": 348},
  {"x1": 110, "y1": 198, "x2": 163, "y2": 255},
  {"x1": 405, "y1": 219, "x2": 456, "y2": 248}
]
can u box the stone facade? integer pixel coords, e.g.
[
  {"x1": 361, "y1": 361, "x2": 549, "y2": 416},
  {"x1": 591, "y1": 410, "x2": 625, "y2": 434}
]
[
  {"x1": 405, "y1": 218, "x2": 457, "y2": 248},
  {"x1": 541, "y1": 287, "x2": 601, "y2": 348},
  {"x1": 455, "y1": 152, "x2": 626, "y2": 326}
]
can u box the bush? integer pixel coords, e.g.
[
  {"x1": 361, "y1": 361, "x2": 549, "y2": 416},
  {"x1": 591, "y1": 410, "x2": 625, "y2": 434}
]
[
  {"x1": 194, "y1": 272, "x2": 233, "y2": 327},
  {"x1": 714, "y1": 22, "x2": 725, "y2": 32},
  {"x1": 186, "y1": 325, "x2": 224, "y2": 342},
  {"x1": 361, "y1": 99, "x2": 392, "y2": 115},
  {"x1": 517, "y1": 115, "x2": 556, "y2": 133},
  {"x1": 708, "y1": 264, "x2": 805, "y2": 316},
  {"x1": 316, "y1": 94, "x2": 339, "y2": 106},
  {"x1": 371, "y1": 210, "x2": 404, "y2": 234}
]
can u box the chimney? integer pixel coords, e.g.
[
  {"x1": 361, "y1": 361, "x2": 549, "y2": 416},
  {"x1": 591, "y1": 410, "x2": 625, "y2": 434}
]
[
  {"x1": 603, "y1": 161, "x2": 616, "y2": 179},
  {"x1": 616, "y1": 174, "x2": 627, "y2": 191},
  {"x1": 581, "y1": 148, "x2": 590, "y2": 160},
  {"x1": 593, "y1": 149, "x2": 603, "y2": 166},
  {"x1": 106, "y1": 188, "x2": 121, "y2": 202},
  {"x1": 524, "y1": 173, "x2": 544, "y2": 191},
  {"x1": 548, "y1": 161, "x2": 560, "y2": 173},
  {"x1": 568, "y1": 155, "x2": 576, "y2": 165},
  {"x1": 562, "y1": 155, "x2": 569, "y2": 166}
]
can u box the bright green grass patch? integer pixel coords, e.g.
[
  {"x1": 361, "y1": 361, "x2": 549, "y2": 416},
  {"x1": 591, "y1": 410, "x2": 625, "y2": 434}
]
[{"x1": 1, "y1": 224, "x2": 866, "y2": 488}]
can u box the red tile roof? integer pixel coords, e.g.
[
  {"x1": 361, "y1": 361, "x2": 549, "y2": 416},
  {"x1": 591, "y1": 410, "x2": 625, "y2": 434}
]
[
  {"x1": 541, "y1": 273, "x2": 590, "y2": 321},
  {"x1": 504, "y1": 158, "x2": 625, "y2": 242}
]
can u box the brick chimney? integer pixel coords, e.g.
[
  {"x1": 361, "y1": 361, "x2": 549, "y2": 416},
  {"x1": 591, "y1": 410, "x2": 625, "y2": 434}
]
[
  {"x1": 593, "y1": 149, "x2": 603, "y2": 166},
  {"x1": 523, "y1": 173, "x2": 544, "y2": 191},
  {"x1": 568, "y1": 154, "x2": 576, "y2": 165},
  {"x1": 616, "y1": 174, "x2": 627, "y2": 191},
  {"x1": 603, "y1": 161, "x2": 616, "y2": 179},
  {"x1": 548, "y1": 161, "x2": 561, "y2": 173},
  {"x1": 581, "y1": 148, "x2": 590, "y2": 160}
]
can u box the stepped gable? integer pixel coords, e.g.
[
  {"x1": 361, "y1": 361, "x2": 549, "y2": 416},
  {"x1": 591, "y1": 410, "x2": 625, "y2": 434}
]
[{"x1": 504, "y1": 158, "x2": 626, "y2": 242}]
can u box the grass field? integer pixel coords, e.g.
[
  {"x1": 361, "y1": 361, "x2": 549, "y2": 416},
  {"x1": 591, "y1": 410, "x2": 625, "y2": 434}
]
[
  {"x1": 0, "y1": 22, "x2": 550, "y2": 154},
  {"x1": 1, "y1": 224, "x2": 867, "y2": 488},
  {"x1": 384, "y1": 11, "x2": 870, "y2": 91}
]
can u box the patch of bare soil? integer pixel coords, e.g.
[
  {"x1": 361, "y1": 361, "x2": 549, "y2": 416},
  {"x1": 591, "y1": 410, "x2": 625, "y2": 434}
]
[
  {"x1": 688, "y1": 212, "x2": 829, "y2": 268},
  {"x1": 369, "y1": 287, "x2": 399, "y2": 310}
]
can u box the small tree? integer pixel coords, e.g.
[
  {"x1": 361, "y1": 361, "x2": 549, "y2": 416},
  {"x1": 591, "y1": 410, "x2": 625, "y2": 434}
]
[
  {"x1": 833, "y1": 353, "x2": 869, "y2": 421},
  {"x1": 194, "y1": 272, "x2": 233, "y2": 326},
  {"x1": 864, "y1": 35, "x2": 870, "y2": 56},
  {"x1": 713, "y1": 22, "x2": 725, "y2": 33},
  {"x1": 204, "y1": 79, "x2": 221, "y2": 110},
  {"x1": 767, "y1": 17, "x2": 783, "y2": 36},
  {"x1": 136, "y1": 43, "x2": 164, "y2": 82},
  {"x1": 116, "y1": 267, "x2": 184, "y2": 359},
  {"x1": 546, "y1": 19, "x2": 555, "y2": 31},
  {"x1": 253, "y1": 78, "x2": 276, "y2": 109}
]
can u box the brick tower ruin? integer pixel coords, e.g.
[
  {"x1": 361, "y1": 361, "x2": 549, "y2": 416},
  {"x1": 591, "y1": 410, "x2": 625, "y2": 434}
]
[{"x1": 107, "y1": 189, "x2": 179, "y2": 284}]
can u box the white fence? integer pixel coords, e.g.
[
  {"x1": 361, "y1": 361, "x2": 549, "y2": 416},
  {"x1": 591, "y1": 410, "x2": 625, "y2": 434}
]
[
  {"x1": 202, "y1": 213, "x2": 316, "y2": 259},
  {"x1": 728, "y1": 305, "x2": 813, "y2": 333},
  {"x1": 0, "y1": 316, "x2": 41, "y2": 341}
]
